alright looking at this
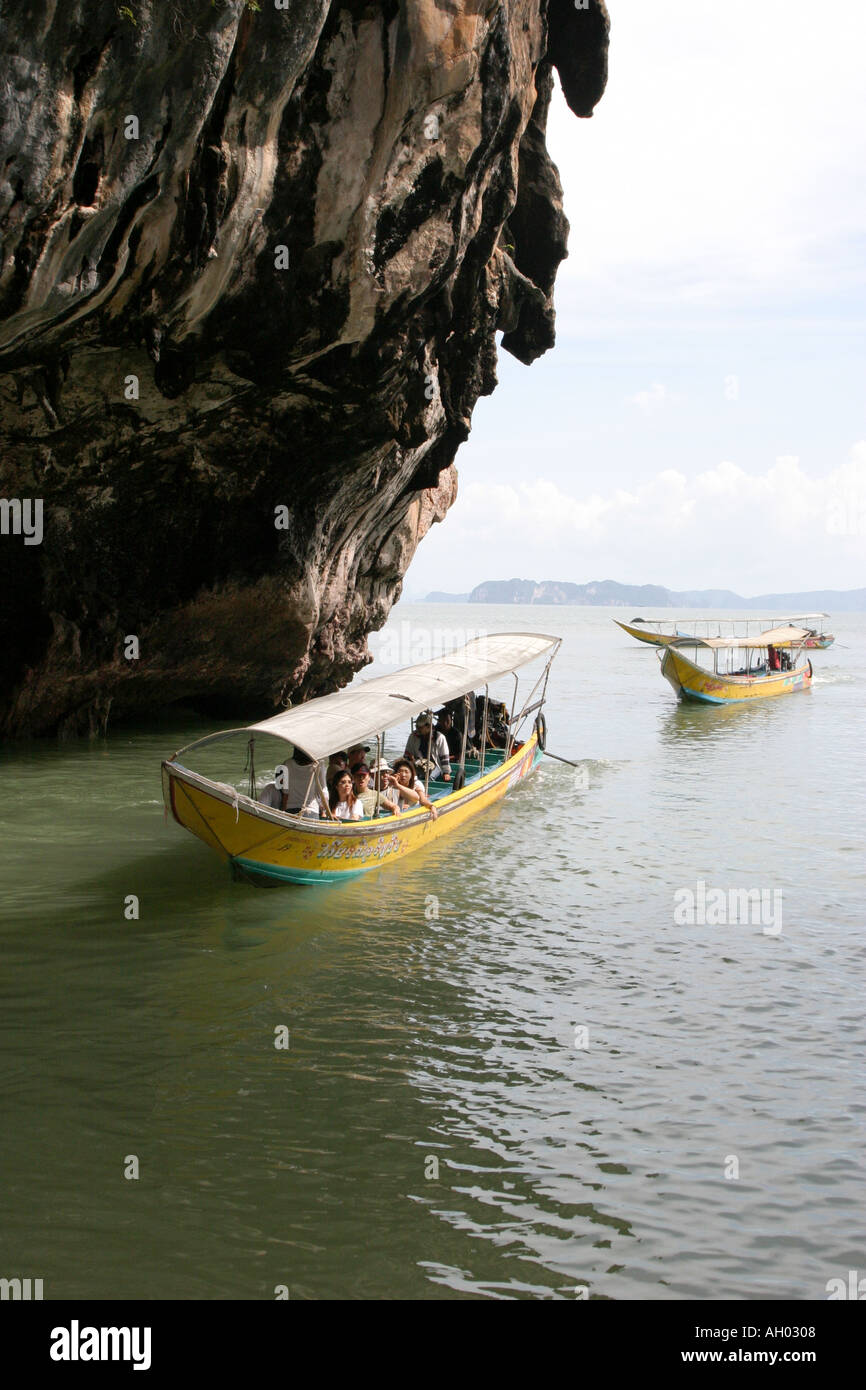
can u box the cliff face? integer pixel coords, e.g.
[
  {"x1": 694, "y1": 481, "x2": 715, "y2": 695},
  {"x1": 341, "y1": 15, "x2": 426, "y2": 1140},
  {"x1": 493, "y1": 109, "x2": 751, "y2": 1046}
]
[{"x1": 0, "y1": 0, "x2": 609, "y2": 736}]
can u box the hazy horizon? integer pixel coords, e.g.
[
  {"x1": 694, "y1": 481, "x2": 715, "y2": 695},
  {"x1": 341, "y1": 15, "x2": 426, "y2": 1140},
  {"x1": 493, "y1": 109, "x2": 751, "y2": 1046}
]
[{"x1": 404, "y1": 576, "x2": 866, "y2": 603}]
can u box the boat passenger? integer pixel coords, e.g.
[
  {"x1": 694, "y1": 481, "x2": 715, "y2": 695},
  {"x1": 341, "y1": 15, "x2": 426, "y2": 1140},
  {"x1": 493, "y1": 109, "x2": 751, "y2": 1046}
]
[
  {"x1": 383, "y1": 757, "x2": 438, "y2": 819},
  {"x1": 370, "y1": 760, "x2": 397, "y2": 808},
  {"x1": 352, "y1": 763, "x2": 388, "y2": 818},
  {"x1": 327, "y1": 750, "x2": 349, "y2": 780},
  {"x1": 370, "y1": 758, "x2": 391, "y2": 788},
  {"x1": 475, "y1": 695, "x2": 508, "y2": 748},
  {"x1": 258, "y1": 781, "x2": 283, "y2": 810},
  {"x1": 260, "y1": 748, "x2": 332, "y2": 818},
  {"x1": 435, "y1": 708, "x2": 462, "y2": 760},
  {"x1": 347, "y1": 743, "x2": 371, "y2": 773},
  {"x1": 767, "y1": 644, "x2": 781, "y2": 672},
  {"x1": 446, "y1": 695, "x2": 479, "y2": 758},
  {"x1": 329, "y1": 770, "x2": 363, "y2": 821},
  {"x1": 404, "y1": 712, "x2": 451, "y2": 781},
  {"x1": 491, "y1": 700, "x2": 510, "y2": 747}
]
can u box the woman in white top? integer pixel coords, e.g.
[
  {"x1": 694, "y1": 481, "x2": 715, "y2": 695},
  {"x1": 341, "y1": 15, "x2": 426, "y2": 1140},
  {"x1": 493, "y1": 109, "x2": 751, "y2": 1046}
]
[{"x1": 329, "y1": 770, "x2": 363, "y2": 821}]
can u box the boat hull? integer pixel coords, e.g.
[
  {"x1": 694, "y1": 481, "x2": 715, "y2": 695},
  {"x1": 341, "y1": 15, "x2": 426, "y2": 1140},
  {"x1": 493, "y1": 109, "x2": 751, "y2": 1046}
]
[
  {"x1": 163, "y1": 735, "x2": 542, "y2": 884},
  {"x1": 614, "y1": 620, "x2": 672, "y2": 646},
  {"x1": 660, "y1": 648, "x2": 812, "y2": 704}
]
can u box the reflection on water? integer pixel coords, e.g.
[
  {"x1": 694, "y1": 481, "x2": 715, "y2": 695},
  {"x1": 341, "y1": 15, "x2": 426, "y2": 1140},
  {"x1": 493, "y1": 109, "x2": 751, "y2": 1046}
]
[
  {"x1": 659, "y1": 697, "x2": 789, "y2": 744},
  {"x1": 0, "y1": 607, "x2": 863, "y2": 1299}
]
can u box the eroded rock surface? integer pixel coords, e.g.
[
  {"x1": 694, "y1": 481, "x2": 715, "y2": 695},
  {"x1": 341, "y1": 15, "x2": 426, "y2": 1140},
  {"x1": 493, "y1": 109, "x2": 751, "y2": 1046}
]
[{"x1": 0, "y1": 0, "x2": 609, "y2": 736}]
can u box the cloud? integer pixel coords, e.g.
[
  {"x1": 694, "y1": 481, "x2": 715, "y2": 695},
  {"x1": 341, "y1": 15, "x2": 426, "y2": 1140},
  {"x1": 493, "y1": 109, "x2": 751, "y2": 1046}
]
[
  {"x1": 415, "y1": 445, "x2": 866, "y2": 593},
  {"x1": 826, "y1": 441, "x2": 866, "y2": 538},
  {"x1": 458, "y1": 468, "x2": 693, "y2": 542}
]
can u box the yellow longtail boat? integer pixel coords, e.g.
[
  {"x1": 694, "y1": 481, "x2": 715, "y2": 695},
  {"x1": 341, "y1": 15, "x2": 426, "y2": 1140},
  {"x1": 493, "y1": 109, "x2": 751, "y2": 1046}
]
[
  {"x1": 162, "y1": 633, "x2": 561, "y2": 884},
  {"x1": 615, "y1": 614, "x2": 834, "y2": 648},
  {"x1": 659, "y1": 626, "x2": 814, "y2": 704}
]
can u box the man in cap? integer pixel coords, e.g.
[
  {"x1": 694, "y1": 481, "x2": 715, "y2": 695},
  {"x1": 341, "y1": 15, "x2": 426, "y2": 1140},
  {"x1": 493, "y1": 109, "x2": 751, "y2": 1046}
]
[
  {"x1": 352, "y1": 763, "x2": 388, "y2": 817},
  {"x1": 404, "y1": 711, "x2": 451, "y2": 781}
]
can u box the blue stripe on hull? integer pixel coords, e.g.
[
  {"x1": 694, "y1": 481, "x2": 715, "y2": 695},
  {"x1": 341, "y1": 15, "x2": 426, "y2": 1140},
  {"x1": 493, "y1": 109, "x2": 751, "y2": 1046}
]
[
  {"x1": 231, "y1": 856, "x2": 369, "y2": 885},
  {"x1": 679, "y1": 687, "x2": 728, "y2": 705}
]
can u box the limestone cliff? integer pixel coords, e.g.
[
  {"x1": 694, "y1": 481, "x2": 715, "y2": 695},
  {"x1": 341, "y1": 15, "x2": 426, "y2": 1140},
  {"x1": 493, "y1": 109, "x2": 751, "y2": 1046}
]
[{"x1": 0, "y1": 0, "x2": 609, "y2": 736}]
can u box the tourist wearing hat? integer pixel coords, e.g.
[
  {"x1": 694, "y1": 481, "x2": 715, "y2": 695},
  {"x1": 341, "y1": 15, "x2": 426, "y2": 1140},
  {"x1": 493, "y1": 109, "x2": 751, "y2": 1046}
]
[
  {"x1": 404, "y1": 711, "x2": 451, "y2": 781},
  {"x1": 369, "y1": 759, "x2": 392, "y2": 801}
]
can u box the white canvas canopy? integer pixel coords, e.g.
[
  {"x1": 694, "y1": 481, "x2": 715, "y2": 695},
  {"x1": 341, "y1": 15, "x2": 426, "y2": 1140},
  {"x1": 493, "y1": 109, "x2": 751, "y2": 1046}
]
[
  {"x1": 672, "y1": 625, "x2": 810, "y2": 651},
  {"x1": 231, "y1": 632, "x2": 561, "y2": 762}
]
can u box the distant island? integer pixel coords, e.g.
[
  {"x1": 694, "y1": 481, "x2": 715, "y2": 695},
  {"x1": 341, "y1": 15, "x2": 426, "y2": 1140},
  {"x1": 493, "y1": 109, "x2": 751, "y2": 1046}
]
[{"x1": 424, "y1": 579, "x2": 866, "y2": 611}]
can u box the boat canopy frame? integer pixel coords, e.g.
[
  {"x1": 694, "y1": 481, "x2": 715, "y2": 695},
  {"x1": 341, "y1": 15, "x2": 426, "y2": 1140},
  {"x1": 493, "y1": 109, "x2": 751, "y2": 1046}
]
[
  {"x1": 628, "y1": 613, "x2": 830, "y2": 639},
  {"x1": 170, "y1": 632, "x2": 562, "y2": 766}
]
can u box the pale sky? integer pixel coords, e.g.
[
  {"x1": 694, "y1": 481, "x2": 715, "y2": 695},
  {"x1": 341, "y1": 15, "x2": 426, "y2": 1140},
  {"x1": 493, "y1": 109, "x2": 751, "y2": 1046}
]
[{"x1": 404, "y1": 0, "x2": 866, "y2": 598}]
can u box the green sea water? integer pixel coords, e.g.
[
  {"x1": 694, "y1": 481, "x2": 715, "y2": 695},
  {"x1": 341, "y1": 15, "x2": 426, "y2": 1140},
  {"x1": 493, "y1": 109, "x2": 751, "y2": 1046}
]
[{"x1": 1, "y1": 604, "x2": 863, "y2": 1299}]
